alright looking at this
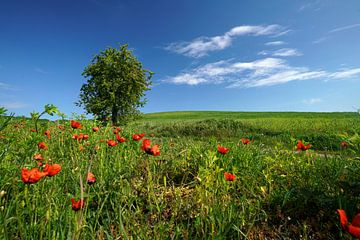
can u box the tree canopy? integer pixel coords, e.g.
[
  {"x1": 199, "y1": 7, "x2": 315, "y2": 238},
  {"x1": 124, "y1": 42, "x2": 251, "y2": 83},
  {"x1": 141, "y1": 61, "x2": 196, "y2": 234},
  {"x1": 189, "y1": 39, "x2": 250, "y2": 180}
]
[{"x1": 77, "y1": 44, "x2": 153, "y2": 125}]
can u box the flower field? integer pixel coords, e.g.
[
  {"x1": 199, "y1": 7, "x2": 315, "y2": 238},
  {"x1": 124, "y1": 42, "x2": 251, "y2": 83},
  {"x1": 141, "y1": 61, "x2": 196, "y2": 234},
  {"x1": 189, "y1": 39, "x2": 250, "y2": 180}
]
[{"x1": 1, "y1": 111, "x2": 360, "y2": 239}]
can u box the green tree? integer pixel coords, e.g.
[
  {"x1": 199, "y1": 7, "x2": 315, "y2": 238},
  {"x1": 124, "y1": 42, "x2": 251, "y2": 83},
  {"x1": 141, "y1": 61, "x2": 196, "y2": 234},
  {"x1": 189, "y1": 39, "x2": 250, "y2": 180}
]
[{"x1": 77, "y1": 44, "x2": 153, "y2": 125}]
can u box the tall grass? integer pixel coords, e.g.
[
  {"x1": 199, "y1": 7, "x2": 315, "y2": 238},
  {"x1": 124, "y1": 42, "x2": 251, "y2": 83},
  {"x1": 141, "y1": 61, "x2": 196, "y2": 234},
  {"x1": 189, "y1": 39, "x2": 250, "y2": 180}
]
[{"x1": 0, "y1": 111, "x2": 359, "y2": 239}]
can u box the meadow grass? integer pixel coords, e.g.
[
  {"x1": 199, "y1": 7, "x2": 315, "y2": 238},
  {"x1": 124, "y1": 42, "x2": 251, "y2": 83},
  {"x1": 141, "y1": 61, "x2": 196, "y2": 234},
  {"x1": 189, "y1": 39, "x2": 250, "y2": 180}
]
[{"x1": 0, "y1": 111, "x2": 360, "y2": 239}]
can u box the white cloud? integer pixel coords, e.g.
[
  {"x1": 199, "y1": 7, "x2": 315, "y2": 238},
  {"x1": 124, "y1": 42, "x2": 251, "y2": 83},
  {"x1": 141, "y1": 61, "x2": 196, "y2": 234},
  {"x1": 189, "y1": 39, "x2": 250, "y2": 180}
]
[
  {"x1": 169, "y1": 73, "x2": 207, "y2": 85},
  {"x1": 329, "y1": 23, "x2": 360, "y2": 34},
  {"x1": 1, "y1": 102, "x2": 29, "y2": 109},
  {"x1": 302, "y1": 98, "x2": 322, "y2": 105},
  {"x1": 329, "y1": 68, "x2": 360, "y2": 79},
  {"x1": 272, "y1": 48, "x2": 302, "y2": 57},
  {"x1": 165, "y1": 24, "x2": 286, "y2": 58},
  {"x1": 298, "y1": 0, "x2": 321, "y2": 11},
  {"x1": 165, "y1": 57, "x2": 360, "y2": 88},
  {"x1": 0, "y1": 82, "x2": 17, "y2": 91},
  {"x1": 265, "y1": 41, "x2": 286, "y2": 46},
  {"x1": 34, "y1": 67, "x2": 49, "y2": 74},
  {"x1": 312, "y1": 37, "x2": 328, "y2": 44},
  {"x1": 258, "y1": 48, "x2": 302, "y2": 57}
]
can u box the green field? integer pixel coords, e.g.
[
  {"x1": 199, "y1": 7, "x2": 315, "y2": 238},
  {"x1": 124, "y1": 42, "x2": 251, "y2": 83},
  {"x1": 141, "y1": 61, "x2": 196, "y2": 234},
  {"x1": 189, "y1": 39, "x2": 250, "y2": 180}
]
[{"x1": 1, "y1": 111, "x2": 360, "y2": 239}]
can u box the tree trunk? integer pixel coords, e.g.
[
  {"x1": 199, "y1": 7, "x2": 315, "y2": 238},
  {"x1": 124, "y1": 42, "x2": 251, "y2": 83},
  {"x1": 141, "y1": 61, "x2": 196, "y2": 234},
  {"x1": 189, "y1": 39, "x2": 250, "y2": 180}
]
[{"x1": 111, "y1": 105, "x2": 119, "y2": 126}]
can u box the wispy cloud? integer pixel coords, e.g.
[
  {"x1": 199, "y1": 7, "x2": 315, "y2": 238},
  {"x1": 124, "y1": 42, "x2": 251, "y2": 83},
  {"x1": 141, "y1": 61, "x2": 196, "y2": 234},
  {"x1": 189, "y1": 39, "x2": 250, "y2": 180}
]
[
  {"x1": 165, "y1": 24, "x2": 286, "y2": 58},
  {"x1": 302, "y1": 98, "x2": 322, "y2": 105},
  {"x1": 0, "y1": 82, "x2": 17, "y2": 91},
  {"x1": 298, "y1": 0, "x2": 321, "y2": 11},
  {"x1": 314, "y1": 23, "x2": 360, "y2": 44},
  {"x1": 265, "y1": 41, "x2": 286, "y2": 46},
  {"x1": 312, "y1": 37, "x2": 328, "y2": 44},
  {"x1": 258, "y1": 48, "x2": 302, "y2": 57},
  {"x1": 272, "y1": 48, "x2": 303, "y2": 57},
  {"x1": 165, "y1": 57, "x2": 360, "y2": 88},
  {"x1": 329, "y1": 68, "x2": 360, "y2": 79},
  {"x1": 1, "y1": 102, "x2": 29, "y2": 109},
  {"x1": 329, "y1": 23, "x2": 360, "y2": 34},
  {"x1": 34, "y1": 67, "x2": 49, "y2": 74}
]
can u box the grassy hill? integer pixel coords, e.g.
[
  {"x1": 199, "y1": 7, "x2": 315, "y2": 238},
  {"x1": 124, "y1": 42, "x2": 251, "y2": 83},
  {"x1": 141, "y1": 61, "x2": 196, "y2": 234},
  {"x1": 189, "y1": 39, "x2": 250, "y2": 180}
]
[{"x1": 1, "y1": 111, "x2": 359, "y2": 239}]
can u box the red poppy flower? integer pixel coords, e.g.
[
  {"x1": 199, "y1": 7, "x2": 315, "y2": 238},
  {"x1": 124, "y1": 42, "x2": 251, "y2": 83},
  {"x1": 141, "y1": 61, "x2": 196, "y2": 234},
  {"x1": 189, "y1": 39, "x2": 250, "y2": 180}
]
[
  {"x1": 112, "y1": 127, "x2": 122, "y2": 134},
  {"x1": 72, "y1": 134, "x2": 79, "y2": 140},
  {"x1": 72, "y1": 133, "x2": 89, "y2": 141},
  {"x1": 337, "y1": 209, "x2": 360, "y2": 238},
  {"x1": 70, "y1": 120, "x2": 82, "y2": 129},
  {"x1": 92, "y1": 127, "x2": 99, "y2": 132},
  {"x1": 87, "y1": 172, "x2": 96, "y2": 184},
  {"x1": 341, "y1": 141, "x2": 349, "y2": 148},
  {"x1": 21, "y1": 168, "x2": 48, "y2": 184},
  {"x1": 116, "y1": 134, "x2": 126, "y2": 143},
  {"x1": 34, "y1": 153, "x2": 43, "y2": 161},
  {"x1": 71, "y1": 198, "x2": 85, "y2": 211},
  {"x1": 44, "y1": 130, "x2": 51, "y2": 139},
  {"x1": 58, "y1": 125, "x2": 65, "y2": 131},
  {"x1": 30, "y1": 129, "x2": 37, "y2": 133},
  {"x1": 297, "y1": 140, "x2": 312, "y2": 151},
  {"x1": 217, "y1": 145, "x2": 229, "y2": 155},
  {"x1": 38, "y1": 142, "x2": 48, "y2": 150},
  {"x1": 224, "y1": 172, "x2": 236, "y2": 181},
  {"x1": 141, "y1": 139, "x2": 151, "y2": 150},
  {"x1": 132, "y1": 133, "x2": 145, "y2": 141},
  {"x1": 149, "y1": 144, "x2": 160, "y2": 156},
  {"x1": 241, "y1": 138, "x2": 251, "y2": 145},
  {"x1": 43, "y1": 163, "x2": 62, "y2": 177},
  {"x1": 141, "y1": 139, "x2": 160, "y2": 156},
  {"x1": 107, "y1": 139, "x2": 118, "y2": 147}
]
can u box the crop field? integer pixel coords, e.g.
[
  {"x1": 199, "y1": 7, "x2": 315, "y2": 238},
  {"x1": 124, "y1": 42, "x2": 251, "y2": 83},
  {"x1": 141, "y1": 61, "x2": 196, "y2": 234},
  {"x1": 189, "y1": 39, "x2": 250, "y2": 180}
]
[{"x1": 1, "y1": 111, "x2": 360, "y2": 239}]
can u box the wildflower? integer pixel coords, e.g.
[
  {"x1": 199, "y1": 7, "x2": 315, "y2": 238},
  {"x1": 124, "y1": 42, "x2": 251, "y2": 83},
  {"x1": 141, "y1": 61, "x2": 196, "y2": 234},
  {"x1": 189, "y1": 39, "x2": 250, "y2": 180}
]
[
  {"x1": 217, "y1": 145, "x2": 229, "y2": 155},
  {"x1": 71, "y1": 198, "x2": 84, "y2": 211},
  {"x1": 297, "y1": 140, "x2": 311, "y2": 151},
  {"x1": 72, "y1": 133, "x2": 89, "y2": 141},
  {"x1": 141, "y1": 139, "x2": 160, "y2": 156},
  {"x1": 21, "y1": 168, "x2": 48, "y2": 184},
  {"x1": 38, "y1": 142, "x2": 48, "y2": 150},
  {"x1": 43, "y1": 163, "x2": 62, "y2": 177},
  {"x1": 58, "y1": 125, "x2": 65, "y2": 131},
  {"x1": 224, "y1": 172, "x2": 236, "y2": 181},
  {"x1": 132, "y1": 133, "x2": 145, "y2": 141},
  {"x1": 70, "y1": 120, "x2": 82, "y2": 129},
  {"x1": 150, "y1": 133, "x2": 155, "y2": 137},
  {"x1": 107, "y1": 139, "x2": 118, "y2": 147},
  {"x1": 112, "y1": 127, "x2": 122, "y2": 134},
  {"x1": 337, "y1": 209, "x2": 360, "y2": 238},
  {"x1": 116, "y1": 134, "x2": 126, "y2": 143},
  {"x1": 92, "y1": 126, "x2": 99, "y2": 132},
  {"x1": 241, "y1": 138, "x2": 251, "y2": 145},
  {"x1": 30, "y1": 129, "x2": 37, "y2": 133},
  {"x1": 87, "y1": 172, "x2": 96, "y2": 184},
  {"x1": 34, "y1": 153, "x2": 43, "y2": 161},
  {"x1": 44, "y1": 130, "x2": 51, "y2": 139},
  {"x1": 341, "y1": 141, "x2": 349, "y2": 149}
]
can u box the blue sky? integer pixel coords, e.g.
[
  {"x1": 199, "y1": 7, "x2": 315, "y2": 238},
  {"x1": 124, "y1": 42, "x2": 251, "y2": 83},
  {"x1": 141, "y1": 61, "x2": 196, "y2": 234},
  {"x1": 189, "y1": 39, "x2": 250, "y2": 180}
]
[{"x1": 1, "y1": 0, "x2": 360, "y2": 117}]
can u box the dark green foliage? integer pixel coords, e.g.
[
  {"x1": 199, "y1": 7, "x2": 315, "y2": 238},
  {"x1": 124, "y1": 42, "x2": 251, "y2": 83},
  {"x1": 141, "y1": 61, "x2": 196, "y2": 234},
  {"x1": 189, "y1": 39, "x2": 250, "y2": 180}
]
[{"x1": 77, "y1": 44, "x2": 153, "y2": 125}]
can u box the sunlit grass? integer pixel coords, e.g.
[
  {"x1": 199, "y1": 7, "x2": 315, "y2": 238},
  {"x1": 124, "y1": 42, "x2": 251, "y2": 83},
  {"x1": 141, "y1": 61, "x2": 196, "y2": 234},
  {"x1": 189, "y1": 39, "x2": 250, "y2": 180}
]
[{"x1": 0, "y1": 111, "x2": 359, "y2": 239}]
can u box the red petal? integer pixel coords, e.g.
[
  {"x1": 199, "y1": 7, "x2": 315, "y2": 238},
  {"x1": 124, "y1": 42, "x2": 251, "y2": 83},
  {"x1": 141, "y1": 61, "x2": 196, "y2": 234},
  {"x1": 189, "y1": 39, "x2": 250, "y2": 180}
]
[
  {"x1": 348, "y1": 224, "x2": 360, "y2": 238},
  {"x1": 338, "y1": 209, "x2": 349, "y2": 229},
  {"x1": 352, "y1": 214, "x2": 360, "y2": 227}
]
